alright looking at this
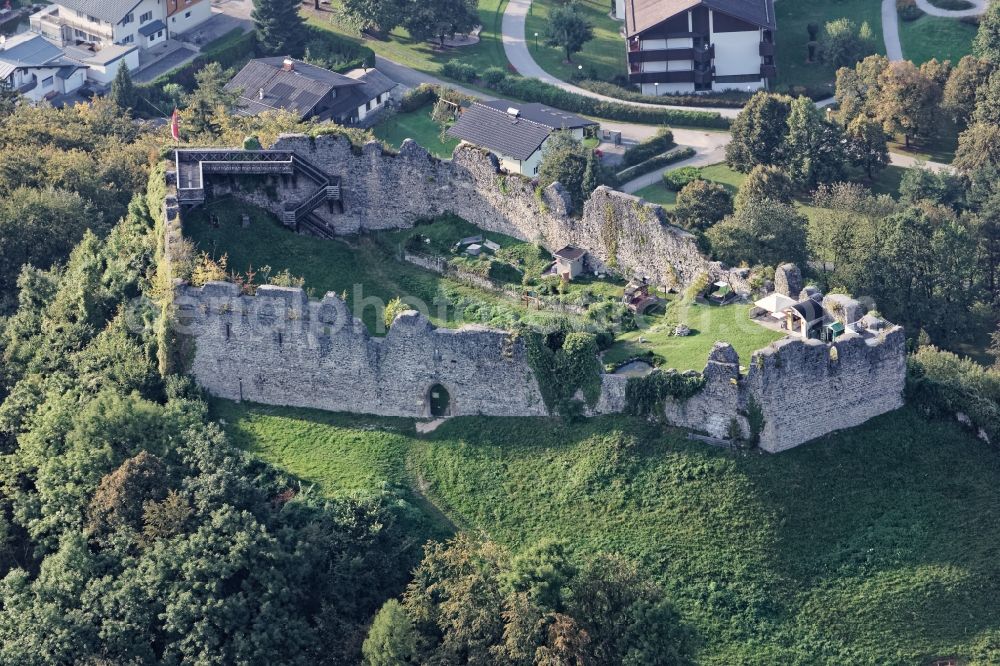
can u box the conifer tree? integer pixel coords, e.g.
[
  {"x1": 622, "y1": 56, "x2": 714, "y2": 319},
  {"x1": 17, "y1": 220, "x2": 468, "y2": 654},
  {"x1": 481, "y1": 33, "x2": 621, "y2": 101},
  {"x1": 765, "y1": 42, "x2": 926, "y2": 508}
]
[
  {"x1": 252, "y1": 0, "x2": 305, "y2": 56},
  {"x1": 109, "y1": 63, "x2": 137, "y2": 114}
]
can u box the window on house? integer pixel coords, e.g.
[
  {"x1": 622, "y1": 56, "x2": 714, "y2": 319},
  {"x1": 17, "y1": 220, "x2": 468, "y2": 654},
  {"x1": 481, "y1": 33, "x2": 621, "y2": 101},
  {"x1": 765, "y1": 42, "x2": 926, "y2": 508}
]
[
  {"x1": 42, "y1": 76, "x2": 53, "y2": 87},
  {"x1": 122, "y1": 12, "x2": 134, "y2": 25},
  {"x1": 185, "y1": 10, "x2": 191, "y2": 17},
  {"x1": 140, "y1": 11, "x2": 153, "y2": 22},
  {"x1": 122, "y1": 34, "x2": 134, "y2": 44},
  {"x1": 533, "y1": 164, "x2": 539, "y2": 175}
]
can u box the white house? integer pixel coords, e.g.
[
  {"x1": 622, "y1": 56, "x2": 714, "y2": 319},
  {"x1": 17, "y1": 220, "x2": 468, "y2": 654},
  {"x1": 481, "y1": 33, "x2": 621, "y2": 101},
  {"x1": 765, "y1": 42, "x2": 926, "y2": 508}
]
[
  {"x1": 623, "y1": 0, "x2": 776, "y2": 95},
  {"x1": 0, "y1": 32, "x2": 88, "y2": 103},
  {"x1": 30, "y1": 0, "x2": 210, "y2": 51},
  {"x1": 447, "y1": 100, "x2": 598, "y2": 176}
]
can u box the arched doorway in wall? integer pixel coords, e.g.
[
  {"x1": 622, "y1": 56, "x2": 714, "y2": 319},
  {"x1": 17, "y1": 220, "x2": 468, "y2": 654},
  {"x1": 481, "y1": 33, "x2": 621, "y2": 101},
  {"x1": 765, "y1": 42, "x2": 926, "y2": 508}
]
[{"x1": 427, "y1": 384, "x2": 451, "y2": 417}]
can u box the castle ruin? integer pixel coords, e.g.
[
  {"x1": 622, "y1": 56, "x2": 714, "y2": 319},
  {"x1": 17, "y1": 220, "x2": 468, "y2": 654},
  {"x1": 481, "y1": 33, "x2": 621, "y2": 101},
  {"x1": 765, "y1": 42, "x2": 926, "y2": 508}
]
[{"x1": 164, "y1": 137, "x2": 908, "y2": 453}]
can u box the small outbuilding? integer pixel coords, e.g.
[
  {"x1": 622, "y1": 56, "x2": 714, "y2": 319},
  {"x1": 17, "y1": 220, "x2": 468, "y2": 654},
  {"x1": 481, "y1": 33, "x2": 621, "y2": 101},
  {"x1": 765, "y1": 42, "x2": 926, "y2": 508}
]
[
  {"x1": 783, "y1": 299, "x2": 828, "y2": 338},
  {"x1": 553, "y1": 246, "x2": 586, "y2": 280}
]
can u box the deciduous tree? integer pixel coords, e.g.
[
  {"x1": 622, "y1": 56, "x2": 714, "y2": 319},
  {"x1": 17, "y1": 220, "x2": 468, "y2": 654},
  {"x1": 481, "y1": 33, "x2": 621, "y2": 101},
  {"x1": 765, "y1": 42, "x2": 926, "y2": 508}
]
[
  {"x1": 845, "y1": 113, "x2": 889, "y2": 179},
  {"x1": 943, "y1": 55, "x2": 994, "y2": 126},
  {"x1": 545, "y1": 3, "x2": 594, "y2": 62},
  {"x1": 673, "y1": 180, "x2": 733, "y2": 232},
  {"x1": 724, "y1": 92, "x2": 793, "y2": 173},
  {"x1": 706, "y1": 198, "x2": 808, "y2": 267}
]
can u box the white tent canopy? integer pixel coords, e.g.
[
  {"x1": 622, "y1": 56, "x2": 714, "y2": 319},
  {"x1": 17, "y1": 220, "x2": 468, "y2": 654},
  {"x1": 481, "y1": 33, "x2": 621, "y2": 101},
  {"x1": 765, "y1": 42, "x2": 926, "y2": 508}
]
[{"x1": 754, "y1": 293, "x2": 796, "y2": 315}]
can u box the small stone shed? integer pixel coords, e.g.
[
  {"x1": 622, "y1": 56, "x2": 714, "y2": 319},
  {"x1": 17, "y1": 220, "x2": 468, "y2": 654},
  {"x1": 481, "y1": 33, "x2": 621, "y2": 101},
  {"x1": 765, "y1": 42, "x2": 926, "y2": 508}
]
[{"x1": 554, "y1": 246, "x2": 586, "y2": 279}]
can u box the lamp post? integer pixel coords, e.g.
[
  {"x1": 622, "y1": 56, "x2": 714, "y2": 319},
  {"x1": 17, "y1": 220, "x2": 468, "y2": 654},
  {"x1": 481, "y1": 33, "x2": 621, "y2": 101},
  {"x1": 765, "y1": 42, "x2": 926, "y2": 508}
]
[
  {"x1": 654, "y1": 81, "x2": 658, "y2": 96},
  {"x1": 534, "y1": 32, "x2": 538, "y2": 49}
]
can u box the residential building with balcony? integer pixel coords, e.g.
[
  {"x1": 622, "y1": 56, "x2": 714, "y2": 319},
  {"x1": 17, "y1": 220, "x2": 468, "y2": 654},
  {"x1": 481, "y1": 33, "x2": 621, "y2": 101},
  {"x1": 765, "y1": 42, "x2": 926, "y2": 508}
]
[
  {"x1": 623, "y1": 0, "x2": 776, "y2": 95},
  {"x1": 30, "y1": 0, "x2": 210, "y2": 53},
  {"x1": 0, "y1": 32, "x2": 88, "y2": 103}
]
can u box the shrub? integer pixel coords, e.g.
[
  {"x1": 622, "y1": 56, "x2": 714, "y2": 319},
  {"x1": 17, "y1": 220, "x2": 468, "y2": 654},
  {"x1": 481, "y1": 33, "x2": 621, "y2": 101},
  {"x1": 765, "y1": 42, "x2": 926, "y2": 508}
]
[
  {"x1": 399, "y1": 84, "x2": 439, "y2": 112},
  {"x1": 483, "y1": 75, "x2": 730, "y2": 129},
  {"x1": 662, "y1": 166, "x2": 703, "y2": 191},
  {"x1": 615, "y1": 146, "x2": 694, "y2": 183},
  {"x1": 620, "y1": 128, "x2": 675, "y2": 168},
  {"x1": 481, "y1": 67, "x2": 508, "y2": 87},
  {"x1": 576, "y1": 80, "x2": 749, "y2": 108},
  {"x1": 906, "y1": 346, "x2": 1000, "y2": 445},
  {"x1": 896, "y1": 0, "x2": 924, "y2": 21},
  {"x1": 441, "y1": 61, "x2": 478, "y2": 83}
]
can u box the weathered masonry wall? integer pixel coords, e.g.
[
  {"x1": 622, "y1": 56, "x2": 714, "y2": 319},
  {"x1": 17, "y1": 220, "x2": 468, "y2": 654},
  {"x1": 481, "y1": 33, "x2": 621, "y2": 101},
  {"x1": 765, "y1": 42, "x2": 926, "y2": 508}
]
[
  {"x1": 175, "y1": 282, "x2": 548, "y2": 418},
  {"x1": 175, "y1": 281, "x2": 907, "y2": 452},
  {"x1": 205, "y1": 134, "x2": 735, "y2": 289},
  {"x1": 743, "y1": 328, "x2": 908, "y2": 453}
]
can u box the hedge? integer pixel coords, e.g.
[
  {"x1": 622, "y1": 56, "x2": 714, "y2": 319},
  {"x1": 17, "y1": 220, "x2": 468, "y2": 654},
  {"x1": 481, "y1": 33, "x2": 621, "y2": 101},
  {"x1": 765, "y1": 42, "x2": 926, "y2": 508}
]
[
  {"x1": 620, "y1": 128, "x2": 674, "y2": 169},
  {"x1": 441, "y1": 61, "x2": 478, "y2": 83},
  {"x1": 400, "y1": 84, "x2": 440, "y2": 112},
  {"x1": 615, "y1": 146, "x2": 695, "y2": 183},
  {"x1": 484, "y1": 74, "x2": 730, "y2": 129},
  {"x1": 662, "y1": 166, "x2": 704, "y2": 191},
  {"x1": 578, "y1": 80, "x2": 750, "y2": 109}
]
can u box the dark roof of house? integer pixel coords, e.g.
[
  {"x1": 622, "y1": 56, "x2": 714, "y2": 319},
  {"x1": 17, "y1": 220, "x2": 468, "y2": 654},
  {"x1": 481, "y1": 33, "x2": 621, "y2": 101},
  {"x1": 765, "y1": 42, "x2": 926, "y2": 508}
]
[
  {"x1": 225, "y1": 57, "x2": 362, "y2": 117},
  {"x1": 555, "y1": 246, "x2": 586, "y2": 261},
  {"x1": 324, "y1": 68, "x2": 398, "y2": 118},
  {"x1": 479, "y1": 100, "x2": 597, "y2": 130},
  {"x1": 0, "y1": 33, "x2": 63, "y2": 78},
  {"x1": 138, "y1": 19, "x2": 166, "y2": 37},
  {"x1": 786, "y1": 299, "x2": 827, "y2": 323},
  {"x1": 53, "y1": 0, "x2": 143, "y2": 24},
  {"x1": 625, "y1": 0, "x2": 775, "y2": 37},
  {"x1": 447, "y1": 102, "x2": 556, "y2": 161}
]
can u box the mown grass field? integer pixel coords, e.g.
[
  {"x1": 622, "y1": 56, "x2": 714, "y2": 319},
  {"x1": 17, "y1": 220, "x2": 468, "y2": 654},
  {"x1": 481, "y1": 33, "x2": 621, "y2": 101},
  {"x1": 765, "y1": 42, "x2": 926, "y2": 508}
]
[
  {"x1": 524, "y1": 0, "x2": 625, "y2": 82},
  {"x1": 372, "y1": 104, "x2": 459, "y2": 158},
  {"x1": 603, "y1": 302, "x2": 786, "y2": 370},
  {"x1": 215, "y1": 398, "x2": 1000, "y2": 665},
  {"x1": 774, "y1": 0, "x2": 885, "y2": 96},
  {"x1": 899, "y1": 14, "x2": 978, "y2": 65}
]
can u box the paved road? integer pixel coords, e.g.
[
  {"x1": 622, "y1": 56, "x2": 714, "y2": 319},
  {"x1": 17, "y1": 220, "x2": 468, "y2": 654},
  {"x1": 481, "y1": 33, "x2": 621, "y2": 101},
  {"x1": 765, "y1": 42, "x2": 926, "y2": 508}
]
[{"x1": 501, "y1": 0, "x2": 742, "y2": 118}]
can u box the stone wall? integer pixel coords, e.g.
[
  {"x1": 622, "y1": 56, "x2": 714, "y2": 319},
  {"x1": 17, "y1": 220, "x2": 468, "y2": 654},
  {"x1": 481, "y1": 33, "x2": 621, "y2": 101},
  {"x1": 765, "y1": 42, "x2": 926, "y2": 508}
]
[
  {"x1": 743, "y1": 327, "x2": 908, "y2": 452},
  {"x1": 165, "y1": 138, "x2": 910, "y2": 453},
  {"x1": 174, "y1": 278, "x2": 906, "y2": 452},
  {"x1": 175, "y1": 281, "x2": 547, "y2": 418},
  {"x1": 210, "y1": 134, "x2": 730, "y2": 289}
]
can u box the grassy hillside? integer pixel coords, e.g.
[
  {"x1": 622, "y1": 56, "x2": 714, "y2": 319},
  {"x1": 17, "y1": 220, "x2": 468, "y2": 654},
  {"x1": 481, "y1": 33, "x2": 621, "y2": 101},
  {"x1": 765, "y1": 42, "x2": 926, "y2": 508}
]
[{"x1": 216, "y1": 399, "x2": 1000, "y2": 664}]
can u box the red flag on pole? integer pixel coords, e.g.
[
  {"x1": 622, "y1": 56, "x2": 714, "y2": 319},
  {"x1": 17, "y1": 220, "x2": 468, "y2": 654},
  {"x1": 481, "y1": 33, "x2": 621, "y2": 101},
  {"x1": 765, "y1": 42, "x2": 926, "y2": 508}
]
[{"x1": 170, "y1": 108, "x2": 180, "y2": 142}]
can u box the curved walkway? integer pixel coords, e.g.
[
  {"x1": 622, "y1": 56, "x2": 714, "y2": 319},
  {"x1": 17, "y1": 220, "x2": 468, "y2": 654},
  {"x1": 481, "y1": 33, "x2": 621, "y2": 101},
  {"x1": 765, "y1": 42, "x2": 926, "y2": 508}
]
[
  {"x1": 500, "y1": 0, "x2": 742, "y2": 118},
  {"x1": 914, "y1": 0, "x2": 988, "y2": 17},
  {"x1": 883, "y1": 0, "x2": 989, "y2": 62}
]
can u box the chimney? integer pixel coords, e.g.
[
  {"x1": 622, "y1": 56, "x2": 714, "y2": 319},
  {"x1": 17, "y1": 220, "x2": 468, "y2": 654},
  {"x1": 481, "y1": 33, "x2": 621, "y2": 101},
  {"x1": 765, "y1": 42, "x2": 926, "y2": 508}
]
[
  {"x1": 282, "y1": 58, "x2": 294, "y2": 72},
  {"x1": 258, "y1": 87, "x2": 265, "y2": 100}
]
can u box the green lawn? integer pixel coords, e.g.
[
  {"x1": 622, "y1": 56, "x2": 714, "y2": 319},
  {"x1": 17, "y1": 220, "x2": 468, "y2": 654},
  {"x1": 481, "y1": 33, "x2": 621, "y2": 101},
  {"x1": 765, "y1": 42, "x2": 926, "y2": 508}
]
[
  {"x1": 774, "y1": 0, "x2": 884, "y2": 97},
  {"x1": 183, "y1": 200, "x2": 590, "y2": 333},
  {"x1": 216, "y1": 398, "x2": 1000, "y2": 664},
  {"x1": 634, "y1": 163, "x2": 745, "y2": 210},
  {"x1": 604, "y1": 302, "x2": 785, "y2": 370},
  {"x1": 524, "y1": 0, "x2": 625, "y2": 82},
  {"x1": 634, "y1": 183, "x2": 678, "y2": 207},
  {"x1": 899, "y1": 14, "x2": 978, "y2": 65},
  {"x1": 304, "y1": 0, "x2": 509, "y2": 82},
  {"x1": 372, "y1": 104, "x2": 459, "y2": 158}
]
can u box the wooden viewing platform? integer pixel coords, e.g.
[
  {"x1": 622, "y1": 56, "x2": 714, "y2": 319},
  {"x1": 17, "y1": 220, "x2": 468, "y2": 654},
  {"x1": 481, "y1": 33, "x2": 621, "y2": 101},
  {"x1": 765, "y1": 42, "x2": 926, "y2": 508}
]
[{"x1": 174, "y1": 149, "x2": 342, "y2": 237}]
